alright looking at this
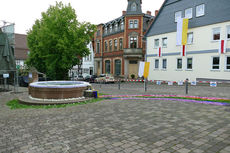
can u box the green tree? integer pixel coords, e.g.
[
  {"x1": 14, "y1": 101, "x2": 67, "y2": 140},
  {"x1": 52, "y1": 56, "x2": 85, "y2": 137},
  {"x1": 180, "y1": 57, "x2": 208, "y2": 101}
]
[{"x1": 26, "y1": 2, "x2": 96, "y2": 80}]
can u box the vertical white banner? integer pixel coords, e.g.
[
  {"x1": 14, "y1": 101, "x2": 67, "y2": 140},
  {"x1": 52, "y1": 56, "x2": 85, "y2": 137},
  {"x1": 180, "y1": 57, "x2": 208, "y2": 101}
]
[
  {"x1": 138, "y1": 62, "x2": 145, "y2": 77},
  {"x1": 176, "y1": 18, "x2": 183, "y2": 46}
]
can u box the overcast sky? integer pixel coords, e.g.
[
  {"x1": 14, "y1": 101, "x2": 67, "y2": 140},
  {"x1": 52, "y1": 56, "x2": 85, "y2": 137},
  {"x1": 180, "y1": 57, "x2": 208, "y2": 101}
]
[{"x1": 0, "y1": 0, "x2": 164, "y2": 34}]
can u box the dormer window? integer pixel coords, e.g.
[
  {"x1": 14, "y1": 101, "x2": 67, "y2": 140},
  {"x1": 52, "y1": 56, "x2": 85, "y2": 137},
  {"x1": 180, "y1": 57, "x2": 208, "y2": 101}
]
[
  {"x1": 104, "y1": 27, "x2": 107, "y2": 34},
  {"x1": 185, "y1": 8, "x2": 193, "y2": 19},
  {"x1": 109, "y1": 26, "x2": 112, "y2": 33},
  {"x1": 175, "y1": 11, "x2": 182, "y2": 22},
  {"x1": 131, "y1": 3, "x2": 137, "y2": 11},
  {"x1": 115, "y1": 24, "x2": 118, "y2": 31},
  {"x1": 196, "y1": 4, "x2": 205, "y2": 17},
  {"x1": 120, "y1": 21, "x2": 124, "y2": 30}
]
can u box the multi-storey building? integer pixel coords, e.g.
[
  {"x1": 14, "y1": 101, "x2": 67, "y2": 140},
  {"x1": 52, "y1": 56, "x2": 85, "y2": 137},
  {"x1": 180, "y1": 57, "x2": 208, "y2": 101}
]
[
  {"x1": 15, "y1": 34, "x2": 29, "y2": 69},
  {"x1": 93, "y1": 0, "x2": 154, "y2": 79},
  {"x1": 146, "y1": 0, "x2": 230, "y2": 82},
  {"x1": 71, "y1": 42, "x2": 94, "y2": 78}
]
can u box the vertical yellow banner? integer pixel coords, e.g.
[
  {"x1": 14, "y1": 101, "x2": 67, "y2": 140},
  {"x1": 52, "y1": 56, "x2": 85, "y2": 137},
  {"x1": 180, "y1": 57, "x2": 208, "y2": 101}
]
[
  {"x1": 182, "y1": 18, "x2": 188, "y2": 45},
  {"x1": 143, "y1": 62, "x2": 150, "y2": 79}
]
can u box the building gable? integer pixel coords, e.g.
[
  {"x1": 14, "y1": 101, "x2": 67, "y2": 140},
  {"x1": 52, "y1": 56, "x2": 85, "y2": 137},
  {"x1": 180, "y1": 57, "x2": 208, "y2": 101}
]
[{"x1": 146, "y1": 0, "x2": 230, "y2": 37}]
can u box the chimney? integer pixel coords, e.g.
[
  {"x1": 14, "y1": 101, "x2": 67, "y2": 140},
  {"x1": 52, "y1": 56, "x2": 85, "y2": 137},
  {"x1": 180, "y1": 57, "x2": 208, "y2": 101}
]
[
  {"x1": 122, "y1": 11, "x2": 126, "y2": 16},
  {"x1": 146, "y1": 11, "x2": 151, "y2": 16},
  {"x1": 155, "y1": 10, "x2": 159, "y2": 16}
]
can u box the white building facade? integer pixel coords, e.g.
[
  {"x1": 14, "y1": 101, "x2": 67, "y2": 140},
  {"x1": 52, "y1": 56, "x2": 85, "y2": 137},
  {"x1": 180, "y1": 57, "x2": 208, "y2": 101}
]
[
  {"x1": 71, "y1": 43, "x2": 94, "y2": 78},
  {"x1": 145, "y1": 0, "x2": 230, "y2": 82}
]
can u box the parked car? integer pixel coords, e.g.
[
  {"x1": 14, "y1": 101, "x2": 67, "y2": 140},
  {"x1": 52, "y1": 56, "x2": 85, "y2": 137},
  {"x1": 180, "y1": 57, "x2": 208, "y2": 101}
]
[
  {"x1": 84, "y1": 75, "x2": 97, "y2": 83},
  {"x1": 95, "y1": 74, "x2": 115, "y2": 83},
  {"x1": 76, "y1": 75, "x2": 84, "y2": 81}
]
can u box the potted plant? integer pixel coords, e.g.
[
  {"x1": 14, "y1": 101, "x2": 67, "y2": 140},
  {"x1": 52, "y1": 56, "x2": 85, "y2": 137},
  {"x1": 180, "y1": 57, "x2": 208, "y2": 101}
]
[{"x1": 131, "y1": 74, "x2": 135, "y2": 79}]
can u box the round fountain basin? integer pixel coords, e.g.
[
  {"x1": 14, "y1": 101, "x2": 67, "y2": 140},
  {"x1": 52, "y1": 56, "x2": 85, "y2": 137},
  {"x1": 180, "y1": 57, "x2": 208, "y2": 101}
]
[{"x1": 29, "y1": 81, "x2": 89, "y2": 99}]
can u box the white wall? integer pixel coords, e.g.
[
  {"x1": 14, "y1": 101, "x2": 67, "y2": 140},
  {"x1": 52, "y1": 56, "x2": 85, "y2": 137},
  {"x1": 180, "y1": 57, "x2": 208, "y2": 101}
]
[{"x1": 146, "y1": 21, "x2": 230, "y2": 82}]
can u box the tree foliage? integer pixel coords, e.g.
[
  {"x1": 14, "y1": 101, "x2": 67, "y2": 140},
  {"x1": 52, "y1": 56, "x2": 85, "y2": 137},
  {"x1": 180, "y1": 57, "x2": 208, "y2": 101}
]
[{"x1": 26, "y1": 2, "x2": 96, "y2": 80}]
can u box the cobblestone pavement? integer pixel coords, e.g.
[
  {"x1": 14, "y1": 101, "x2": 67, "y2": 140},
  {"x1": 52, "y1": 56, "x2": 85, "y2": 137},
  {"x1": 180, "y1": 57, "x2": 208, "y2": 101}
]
[
  {"x1": 0, "y1": 85, "x2": 230, "y2": 153},
  {"x1": 92, "y1": 82, "x2": 230, "y2": 99}
]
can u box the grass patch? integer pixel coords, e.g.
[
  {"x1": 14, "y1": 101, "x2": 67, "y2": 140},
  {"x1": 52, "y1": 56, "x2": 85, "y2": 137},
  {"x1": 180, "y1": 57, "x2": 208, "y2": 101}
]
[
  {"x1": 98, "y1": 93, "x2": 109, "y2": 96},
  {"x1": 7, "y1": 98, "x2": 105, "y2": 109},
  {"x1": 135, "y1": 96, "x2": 230, "y2": 104}
]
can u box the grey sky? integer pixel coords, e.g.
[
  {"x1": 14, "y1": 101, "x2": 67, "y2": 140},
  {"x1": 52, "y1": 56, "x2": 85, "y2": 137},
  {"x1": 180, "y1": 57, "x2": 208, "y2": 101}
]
[{"x1": 0, "y1": 0, "x2": 164, "y2": 34}]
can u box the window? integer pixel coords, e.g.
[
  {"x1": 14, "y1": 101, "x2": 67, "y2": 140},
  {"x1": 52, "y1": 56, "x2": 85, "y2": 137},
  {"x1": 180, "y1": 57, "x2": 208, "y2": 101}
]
[
  {"x1": 115, "y1": 24, "x2": 118, "y2": 31},
  {"x1": 109, "y1": 40, "x2": 112, "y2": 51},
  {"x1": 96, "y1": 30, "x2": 100, "y2": 36},
  {"x1": 115, "y1": 59, "x2": 121, "y2": 76},
  {"x1": 187, "y1": 58, "x2": 193, "y2": 69},
  {"x1": 105, "y1": 60, "x2": 111, "y2": 74},
  {"x1": 109, "y1": 26, "x2": 112, "y2": 33},
  {"x1": 196, "y1": 4, "x2": 205, "y2": 17},
  {"x1": 212, "y1": 57, "x2": 220, "y2": 70},
  {"x1": 212, "y1": 28, "x2": 220, "y2": 41},
  {"x1": 226, "y1": 57, "x2": 230, "y2": 70},
  {"x1": 129, "y1": 20, "x2": 138, "y2": 29},
  {"x1": 119, "y1": 38, "x2": 123, "y2": 50},
  {"x1": 162, "y1": 59, "x2": 167, "y2": 69},
  {"x1": 96, "y1": 42, "x2": 100, "y2": 53},
  {"x1": 120, "y1": 21, "x2": 124, "y2": 30},
  {"x1": 131, "y1": 2, "x2": 137, "y2": 11},
  {"x1": 155, "y1": 59, "x2": 159, "y2": 69},
  {"x1": 114, "y1": 39, "x2": 117, "y2": 51},
  {"x1": 185, "y1": 8, "x2": 193, "y2": 19},
  {"x1": 175, "y1": 11, "x2": 182, "y2": 22},
  {"x1": 154, "y1": 39, "x2": 159, "y2": 48},
  {"x1": 134, "y1": 20, "x2": 138, "y2": 28},
  {"x1": 130, "y1": 36, "x2": 137, "y2": 48},
  {"x1": 104, "y1": 27, "x2": 107, "y2": 34},
  {"x1": 187, "y1": 32, "x2": 193, "y2": 44},
  {"x1": 177, "y1": 58, "x2": 182, "y2": 69},
  {"x1": 129, "y1": 20, "x2": 134, "y2": 28},
  {"x1": 162, "y1": 38, "x2": 167, "y2": 48},
  {"x1": 104, "y1": 41, "x2": 108, "y2": 52},
  {"x1": 227, "y1": 26, "x2": 230, "y2": 39}
]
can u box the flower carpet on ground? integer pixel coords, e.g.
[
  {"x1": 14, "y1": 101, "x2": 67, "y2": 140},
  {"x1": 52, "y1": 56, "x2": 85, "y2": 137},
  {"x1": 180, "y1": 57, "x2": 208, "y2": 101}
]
[{"x1": 99, "y1": 94, "x2": 230, "y2": 106}]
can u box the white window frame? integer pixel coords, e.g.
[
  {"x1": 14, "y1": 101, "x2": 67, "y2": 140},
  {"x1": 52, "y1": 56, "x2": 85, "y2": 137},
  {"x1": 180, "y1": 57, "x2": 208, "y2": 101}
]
[
  {"x1": 155, "y1": 59, "x2": 159, "y2": 69},
  {"x1": 185, "y1": 8, "x2": 193, "y2": 19},
  {"x1": 129, "y1": 20, "x2": 134, "y2": 29},
  {"x1": 114, "y1": 39, "x2": 118, "y2": 51},
  {"x1": 226, "y1": 56, "x2": 230, "y2": 71},
  {"x1": 177, "y1": 58, "x2": 183, "y2": 70},
  {"x1": 162, "y1": 37, "x2": 167, "y2": 48},
  {"x1": 109, "y1": 40, "x2": 112, "y2": 51},
  {"x1": 196, "y1": 4, "x2": 205, "y2": 17},
  {"x1": 187, "y1": 32, "x2": 193, "y2": 45},
  {"x1": 212, "y1": 27, "x2": 221, "y2": 41},
  {"x1": 186, "y1": 58, "x2": 193, "y2": 70},
  {"x1": 131, "y1": 2, "x2": 137, "y2": 11},
  {"x1": 227, "y1": 25, "x2": 230, "y2": 40},
  {"x1": 175, "y1": 11, "x2": 182, "y2": 22},
  {"x1": 120, "y1": 21, "x2": 124, "y2": 30},
  {"x1": 119, "y1": 38, "x2": 123, "y2": 50},
  {"x1": 104, "y1": 41, "x2": 108, "y2": 52},
  {"x1": 115, "y1": 24, "x2": 118, "y2": 31},
  {"x1": 154, "y1": 39, "x2": 160, "y2": 48},
  {"x1": 162, "y1": 59, "x2": 167, "y2": 69},
  {"x1": 109, "y1": 26, "x2": 113, "y2": 33},
  {"x1": 212, "y1": 56, "x2": 220, "y2": 70},
  {"x1": 134, "y1": 20, "x2": 138, "y2": 28},
  {"x1": 96, "y1": 41, "x2": 100, "y2": 53},
  {"x1": 129, "y1": 36, "x2": 138, "y2": 48}
]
